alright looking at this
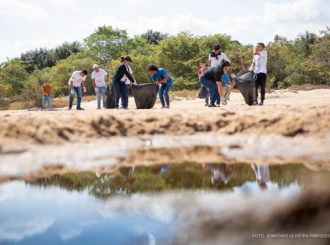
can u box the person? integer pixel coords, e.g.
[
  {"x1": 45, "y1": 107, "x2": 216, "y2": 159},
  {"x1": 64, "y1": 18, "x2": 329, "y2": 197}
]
[
  {"x1": 68, "y1": 70, "x2": 88, "y2": 110},
  {"x1": 148, "y1": 64, "x2": 173, "y2": 109},
  {"x1": 208, "y1": 44, "x2": 230, "y2": 105},
  {"x1": 41, "y1": 80, "x2": 52, "y2": 110},
  {"x1": 119, "y1": 56, "x2": 137, "y2": 108},
  {"x1": 221, "y1": 61, "x2": 236, "y2": 105},
  {"x1": 250, "y1": 42, "x2": 267, "y2": 106},
  {"x1": 91, "y1": 64, "x2": 108, "y2": 109},
  {"x1": 208, "y1": 43, "x2": 230, "y2": 67},
  {"x1": 198, "y1": 62, "x2": 209, "y2": 106},
  {"x1": 251, "y1": 163, "x2": 270, "y2": 190},
  {"x1": 199, "y1": 62, "x2": 227, "y2": 107},
  {"x1": 112, "y1": 56, "x2": 135, "y2": 109}
]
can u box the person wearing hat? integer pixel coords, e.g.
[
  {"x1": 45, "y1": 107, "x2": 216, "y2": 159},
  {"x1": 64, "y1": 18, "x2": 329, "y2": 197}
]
[
  {"x1": 112, "y1": 56, "x2": 135, "y2": 109},
  {"x1": 68, "y1": 70, "x2": 88, "y2": 110},
  {"x1": 91, "y1": 64, "x2": 108, "y2": 109}
]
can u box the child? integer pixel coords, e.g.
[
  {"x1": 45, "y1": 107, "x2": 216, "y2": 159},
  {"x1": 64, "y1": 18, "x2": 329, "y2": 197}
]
[
  {"x1": 41, "y1": 80, "x2": 52, "y2": 110},
  {"x1": 221, "y1": 61, "x2": 236, "y2": 105},
  {"x1": 148, "y1": 64, "x2": 173, "y2": 109},
  {"x1": 198, "y1": 62, "x2": 209, "y2": 106}
]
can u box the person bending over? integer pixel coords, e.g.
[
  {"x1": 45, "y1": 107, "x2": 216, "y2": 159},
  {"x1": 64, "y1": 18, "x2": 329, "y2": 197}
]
[
  {"x1": 68, "y1": 70, "x2": 88, "y2": 110},
  {"x1": 148, "y1": 64, "x2": 173, "y2": 109},
  {"x1": 199, "y1": 62, "x2": 228, "y2": 107}
]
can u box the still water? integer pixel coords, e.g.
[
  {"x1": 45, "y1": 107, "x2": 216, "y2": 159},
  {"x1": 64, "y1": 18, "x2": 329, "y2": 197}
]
[{"x1": 0, "y1": 163, "x2": 329, "y2": 245}]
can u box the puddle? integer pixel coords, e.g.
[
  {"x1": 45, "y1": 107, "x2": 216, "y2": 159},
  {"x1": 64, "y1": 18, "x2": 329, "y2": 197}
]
[
  {"x1": 1, "y1": 163, "x2": 330, "y2": 245},
  {"x1": 1, "y1": 133, "x2": 330, "y2": 181}
]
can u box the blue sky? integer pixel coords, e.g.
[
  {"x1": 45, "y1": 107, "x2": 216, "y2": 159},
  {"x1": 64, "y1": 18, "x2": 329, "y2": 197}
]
[{"x1": 0, "y1": 0, "x2": 329, "y2": 62}]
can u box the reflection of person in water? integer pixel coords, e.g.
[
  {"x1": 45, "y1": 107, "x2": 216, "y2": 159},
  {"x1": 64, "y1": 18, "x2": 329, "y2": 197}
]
[
  {"x1": 201, "y1": 164, "x2": 232, "y2": 188},
  {"x1": 251, "y1": 163, "x2": 270, "y2": 189},
  {"x1": 119, "y1": 166, "x2": 135, "y2": 183}
]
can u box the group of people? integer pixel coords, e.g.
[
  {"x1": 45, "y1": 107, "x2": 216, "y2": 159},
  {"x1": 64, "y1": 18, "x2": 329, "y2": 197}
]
[
  {"x1": 40, "y1": 42, "x2": 267, "y2": 110},
  {"x1": 197, "y1": 42, "x2": 268, "y2": 107}
]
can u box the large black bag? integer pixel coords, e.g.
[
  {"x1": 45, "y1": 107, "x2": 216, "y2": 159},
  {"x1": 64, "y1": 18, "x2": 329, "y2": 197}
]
[
  {"x1": 105, "y1": 83, "x2": 116, "y2": 109},
  {"x1": 236, "y1": 71, "x2": 257, "y2": 106},
  {"x1": 105, "y1": 82, "x2": 158, "y2": 109},
  {"x1": 131, "y1": 83, "x2": 158, "y2": 109}
]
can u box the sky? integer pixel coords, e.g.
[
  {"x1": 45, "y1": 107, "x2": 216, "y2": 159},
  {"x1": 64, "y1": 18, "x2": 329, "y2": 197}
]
[{"x1": 0, "y1": 0, "x2": 329, "y2": 62}]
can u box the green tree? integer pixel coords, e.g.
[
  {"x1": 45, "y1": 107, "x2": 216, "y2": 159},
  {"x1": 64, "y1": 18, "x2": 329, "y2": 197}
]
[
  {"x1": 0, "y1": 61, "x2": 30, "y2": 94},
  {"x1": 84, "y1": 25, "x2": 129, "y2": 62},
  {"x1": 139, "y1": 30, "x2": 168, "y2": 44}
]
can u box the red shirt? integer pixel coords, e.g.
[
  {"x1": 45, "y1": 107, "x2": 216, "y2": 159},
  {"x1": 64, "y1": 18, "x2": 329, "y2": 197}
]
[{"x1": 198, "y1": 68, "x2": 204, "y2": 79}]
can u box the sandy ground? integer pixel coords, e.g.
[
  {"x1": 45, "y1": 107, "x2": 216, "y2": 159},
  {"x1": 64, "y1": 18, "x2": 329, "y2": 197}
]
[
  {"x1": 0, "y1": 89, "x2": 330, "y2": 179},
  {"x1": 0, "y1": 89, "x2": 329, "y2": 143}
]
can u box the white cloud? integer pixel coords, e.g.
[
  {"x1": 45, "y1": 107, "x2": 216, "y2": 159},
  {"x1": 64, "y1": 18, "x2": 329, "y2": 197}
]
[
  {"x1": 0, "y1": 0, "x2": 47, "y2": 19},
  {"x1": 0, "y1": 0, "x2": 329, "y2": 62},
  {"x1": 60, "y1": 229, "x2": 82, "y2": 241},
  {"x1": 0, "y1": 219, "x2": 54, "y2": 241}
]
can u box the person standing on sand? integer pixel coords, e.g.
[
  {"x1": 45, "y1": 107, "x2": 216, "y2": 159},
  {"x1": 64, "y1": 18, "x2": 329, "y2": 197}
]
[
  {"x1": 41, "y1": 80, "x2": 52, "y2": 110},
  {"x1": 112, "y1": 56, "x2": 135, "y2": 110},
  {"x1": 199, "y1": 62, "x2": 227, "y2": 107},
  {"x1": 119, "y1": 56, "x2": 137, "y2": 108},
  {"x1": 250, "y1": 42, "x2": 267, "y2": 106},
  {"x1": 68, "y1": 70, "x2": 88, "y2": 110},
  {"x1": 91, "y1": 64, "x2": 108, "y2": 109},
  {"x1": 208, "y1": 43, "x2": 230, "y2": 68},
  {"x1": 148, "y1": 64, "x2": 173, "y2": 109}
]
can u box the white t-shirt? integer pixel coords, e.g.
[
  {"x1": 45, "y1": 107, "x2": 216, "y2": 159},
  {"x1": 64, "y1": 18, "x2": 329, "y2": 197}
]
[
  {"x1": 120, "y1": 65, "x2": 133, "y2": 84},
  {"x1": 91, "y1": 68, "x2": 108, "y2": 87},
  {"x1": 68, "y1": 71, "x2": 87, "y2": 87},
  {"x1": 253, "y1": 50, "x2": 267, "y2": 74},
  {"x1": 254, "y1": 165, "x2": 270, "y2": 183},
  {"x1": 208, "y1": 52, "x2": 230, "y2": 67}
]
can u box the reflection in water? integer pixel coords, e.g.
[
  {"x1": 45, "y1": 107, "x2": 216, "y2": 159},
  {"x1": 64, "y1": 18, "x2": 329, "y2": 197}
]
[
  {"x1": 26, "y1": 163, "x2": 315, "y2": 198},
  {"x1": 1, "y1": 163, "x2": 329, "y2": 245}
]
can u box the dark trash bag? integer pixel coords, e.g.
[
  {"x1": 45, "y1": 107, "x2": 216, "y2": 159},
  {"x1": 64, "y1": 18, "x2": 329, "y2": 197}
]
[
  {"x1": 132, "y1": 83, "x2": 158, "y2": 109},
  {"x1": 105, "y1": 83, "x2": 158, "y2": 109},
  {"x1": 198, "y1": 85, "x2": 209, "y2": 99},
  {"x1": 105, "y1": 83, "x2": 116, "y2": 109},
  {"x1": 236, "y1": 71, "x2": 257, "y2": 106}
]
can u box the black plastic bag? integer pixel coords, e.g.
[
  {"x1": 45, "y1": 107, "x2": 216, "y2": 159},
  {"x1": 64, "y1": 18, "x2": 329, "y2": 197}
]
[
  {"x1": 236, "y1": 71, "x2": 257, "y2": 106},
  {"x1": 105, "y1": 83, "x2": 116, "y2": 109},
  {"x1": 132, "y1": 83, "x2": 158, "y2": 109}
]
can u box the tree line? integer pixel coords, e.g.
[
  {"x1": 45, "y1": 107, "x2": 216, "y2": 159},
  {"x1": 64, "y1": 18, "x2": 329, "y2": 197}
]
[{"x1": 0, "y1": 26, "x2": 329, "y2": 108}]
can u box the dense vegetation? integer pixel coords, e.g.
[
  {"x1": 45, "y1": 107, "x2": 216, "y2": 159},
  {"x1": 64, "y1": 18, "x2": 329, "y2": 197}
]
[{"x1": 0, "y1": 26, "x2": 329, "y2": 108}]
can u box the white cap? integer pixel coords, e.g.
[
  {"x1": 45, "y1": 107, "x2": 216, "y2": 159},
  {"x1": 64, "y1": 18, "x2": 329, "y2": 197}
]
[{"x1": 93, "y1": 64, "x2": 99, "y2": 69}]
